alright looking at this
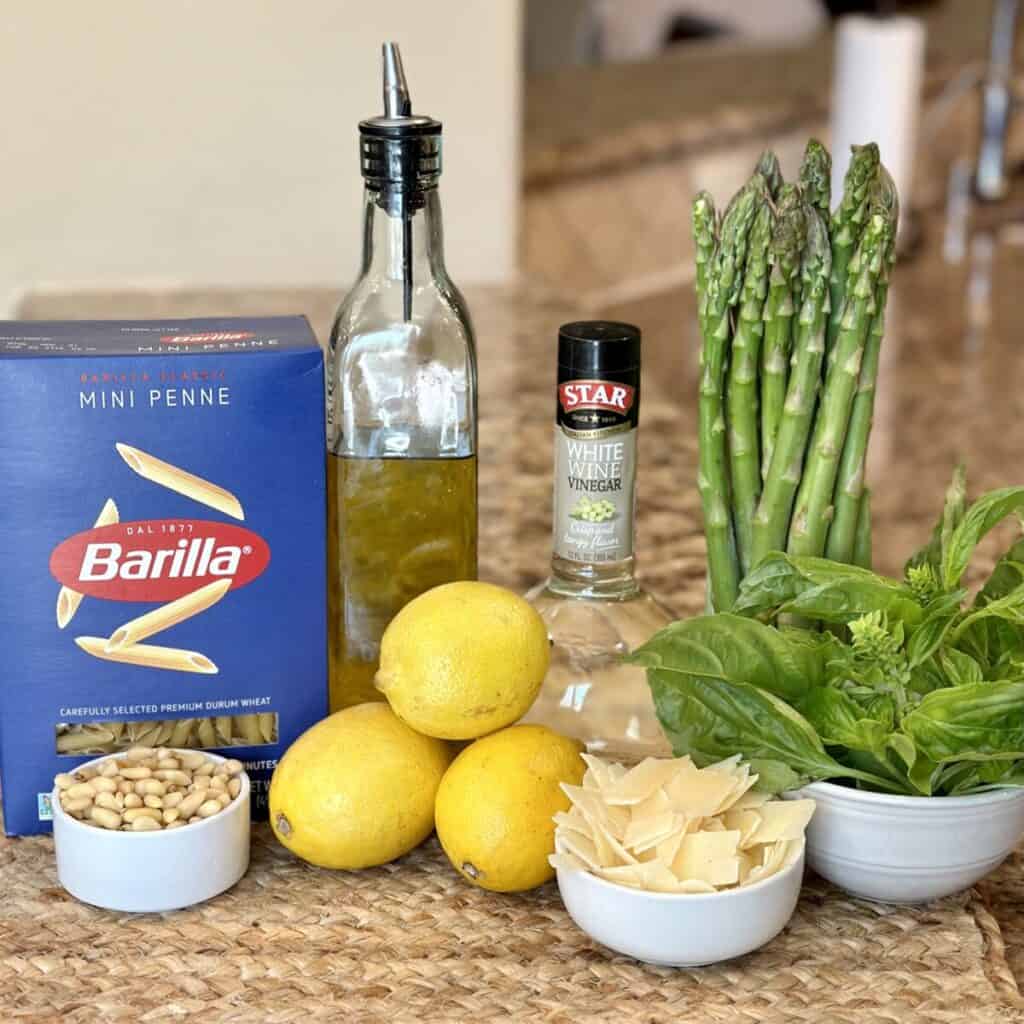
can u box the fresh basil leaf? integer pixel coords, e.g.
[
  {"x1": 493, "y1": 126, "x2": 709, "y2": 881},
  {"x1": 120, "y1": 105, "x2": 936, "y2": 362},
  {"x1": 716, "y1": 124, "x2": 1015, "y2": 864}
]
[
  {"x1": 906, "y1": 591, "x2": 966, "y2": 668},
  {"x1": 626, "y1": 614, "x2": 820, "y2": 703},
  {"x1": 952, "y1": 577, "x2": 1024, "y2": 654},
  {"x1": 904, "y1": 749, "x2": 939, "y2": 795},
  {"x1": 798, "y1": 686, "x2": 891, "y2": 753},
  {"x1": 942, "y1": 487, "x2": 1024, "y2": 591},
  {"x1": 938, "y1": 647, "x2": 984, "y2": 686},
  {"x1": 735, "y1": 553, "x2": 923, "y2": 627},
  {"x1": 645, "y1": 667, "x2": 899, "y2": 795},
  {"x1": 908, "y1": 658, "x2": 950, "y2": 697},
  {"x1": 902, "y1": 680, "x2": 1024, "y2": 763},
  {"x1": 977, "y1": 539, "x2": 1024, "y2": 605}
]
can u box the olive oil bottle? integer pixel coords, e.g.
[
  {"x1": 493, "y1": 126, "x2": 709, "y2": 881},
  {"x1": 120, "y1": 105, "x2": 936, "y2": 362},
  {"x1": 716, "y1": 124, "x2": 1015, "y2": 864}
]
[{"x1": 327, "y1": 44, "x2": 478, "y2": 711}]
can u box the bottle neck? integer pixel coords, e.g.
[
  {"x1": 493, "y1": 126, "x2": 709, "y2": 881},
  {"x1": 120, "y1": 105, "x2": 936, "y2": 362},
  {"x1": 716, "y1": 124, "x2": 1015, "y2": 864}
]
[{"x1": 361, "y1": 186, "x2": 446, "y2": 292}]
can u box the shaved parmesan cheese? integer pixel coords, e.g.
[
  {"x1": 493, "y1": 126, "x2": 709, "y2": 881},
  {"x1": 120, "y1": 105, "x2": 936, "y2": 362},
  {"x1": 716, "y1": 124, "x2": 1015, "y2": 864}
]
[
  {"x1": 603, "y1": 758, "x2": 681, "y2": 805},
  {"x1": 673, "y1": 830, "x2": 742, "y2": 886},
  {"x1": 550, "y1": 753, "x2": 814, "y2": 895},
  {"x1": 747, "y1": 800, "x2": 816, "y2": 845}
]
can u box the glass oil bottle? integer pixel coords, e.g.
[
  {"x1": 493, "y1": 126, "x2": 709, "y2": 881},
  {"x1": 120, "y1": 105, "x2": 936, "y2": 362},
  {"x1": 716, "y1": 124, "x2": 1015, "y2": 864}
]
[{"x1": 327, "y1": 44, "x2": 477, "y2": 711}]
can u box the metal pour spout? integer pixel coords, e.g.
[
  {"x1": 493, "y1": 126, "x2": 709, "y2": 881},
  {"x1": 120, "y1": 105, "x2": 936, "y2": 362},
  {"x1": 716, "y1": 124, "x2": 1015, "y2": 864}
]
[{"x1": 383, "y1": 42, "x2": 412, "y2": 118}]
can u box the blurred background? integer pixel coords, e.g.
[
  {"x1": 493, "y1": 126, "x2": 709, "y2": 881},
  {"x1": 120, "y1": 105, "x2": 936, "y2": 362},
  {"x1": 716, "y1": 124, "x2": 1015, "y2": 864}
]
[{"x1": 2, "y1": 0, "x2": 1017, "y2": 318}]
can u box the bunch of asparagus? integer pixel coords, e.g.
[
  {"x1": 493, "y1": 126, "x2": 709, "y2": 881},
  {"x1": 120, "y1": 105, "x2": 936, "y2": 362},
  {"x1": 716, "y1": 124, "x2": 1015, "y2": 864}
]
[{"x1": 694, "y1": 141, "x2": 899, "y2": 612}]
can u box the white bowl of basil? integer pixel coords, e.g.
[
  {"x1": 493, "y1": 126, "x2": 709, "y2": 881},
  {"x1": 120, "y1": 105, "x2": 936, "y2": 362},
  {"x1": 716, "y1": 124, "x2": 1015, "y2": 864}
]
[
  {"x1": 790, "y1": 781, "x2": 1024, "y2": 902},
  {"x1": 626, "y1": 482, "x2": 1024, "y2": 903}
]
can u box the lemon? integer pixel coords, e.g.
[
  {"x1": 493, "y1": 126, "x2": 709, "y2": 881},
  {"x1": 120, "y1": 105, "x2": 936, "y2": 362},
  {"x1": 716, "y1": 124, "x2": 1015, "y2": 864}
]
[
  {"x1": 434, "y1": 724, "x2": 584, "y2": 892},
  {"x1": 269, "y1": 703, "x2": 452, "y2": 870},
  {"x1": 375, "y1": 581, "x2": 550, "y2": 740}
]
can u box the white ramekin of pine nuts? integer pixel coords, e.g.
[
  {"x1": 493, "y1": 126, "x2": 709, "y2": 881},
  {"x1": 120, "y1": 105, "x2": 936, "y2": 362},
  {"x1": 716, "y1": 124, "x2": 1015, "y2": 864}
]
[{"x1": 52, "y1": 747, "x2": 250, "y2": 912}]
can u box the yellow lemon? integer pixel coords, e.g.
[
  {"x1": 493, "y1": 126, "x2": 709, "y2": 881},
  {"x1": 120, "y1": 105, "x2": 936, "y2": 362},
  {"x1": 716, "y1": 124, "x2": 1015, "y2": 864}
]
[
  {"x1": 434, "y1": 724, "x2": 584, "y2": 892},
  {"x1": 375, "y1": 581, "x2": 550, "y2": 740},
  {"x1": 269, "y1": 703, "x2": 452, "y2": 870}
]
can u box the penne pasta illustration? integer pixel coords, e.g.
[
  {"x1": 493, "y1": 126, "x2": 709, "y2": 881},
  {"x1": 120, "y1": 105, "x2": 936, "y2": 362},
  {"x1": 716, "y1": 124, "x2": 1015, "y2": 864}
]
[
  {"x1": 115, "y1": 443, "x2": 245, "y2": 520},
  {"x1": 56, "y1": 498, "x2": 120, "y2": 629},
  {"x1": 75, "y1": 636, "x2": 218, "y2": 675},
  {"x1": 105, "y1": 578, "x2": 233, "y2": 651}
]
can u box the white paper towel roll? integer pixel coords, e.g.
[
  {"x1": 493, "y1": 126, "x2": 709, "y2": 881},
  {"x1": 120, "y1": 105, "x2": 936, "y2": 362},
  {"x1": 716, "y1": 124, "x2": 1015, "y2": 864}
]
[{"x1": 830, "y1": 16, "x2": 925, "y2": 221}]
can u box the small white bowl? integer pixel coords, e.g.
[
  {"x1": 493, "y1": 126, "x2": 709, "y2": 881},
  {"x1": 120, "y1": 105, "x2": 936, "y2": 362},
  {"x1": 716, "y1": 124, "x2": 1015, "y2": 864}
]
[
  {"x1": 794, "y1": 781, "x2": 1024, "y2": 903},
  {"x1": 555, "y1": 842, "x2": 805, "y2": 967},
  {"x1": 53, "y1": 749, "x2": 250, "y2": 913}
]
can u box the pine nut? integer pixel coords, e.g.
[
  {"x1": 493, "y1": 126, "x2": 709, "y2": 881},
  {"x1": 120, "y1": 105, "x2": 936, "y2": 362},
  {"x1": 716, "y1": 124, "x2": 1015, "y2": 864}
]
[
  {"x1": 137, "y1": 779, "x2": 166, "y2": 797},
  {"x1": 197, "y1": 799, "x2": 222, "y2": 818},
  {"x1": 95, "y1": 792, "x2": 120, "y2": 811},
  {"x1": 156, "y1": 758, "x2": 180, "y2": 771},
  {"x1": 124, "y1": 747, "x2": 155, "y2": 761},
  {"x1": 164, "y1": 820, "x2": 186, "y2": 830},
  {"x1": 155, "y1": 770, "x2": 190, "y2": 787},
  {"x1": 62, "y1": 796, "x2": 92, "y2": 815},
  {"x1": 118, "y1": 780, "x2": 134, "y2": 795},
  {"x1": 124, "y1": 793, "x2": 143, "y2": 808},
  {"x1": 143, "y1": 794, "x2": 163, "y2": 810},
  {"x1": 191, "y1": 775, "x2": 212, "y2": 792},
  {"x1": 123, "y1": 807, "x2": 162, "y2": 823},
  {"x1": 177, "y1": 792, "x2": 206, "y2": 819},
  {"x1": 89, "y1": 806, "x2": 122, "y2": 830},
  {"x1": 163, "y1": 792, "x2": 184, "y2": 809},
  {"x1": 179, "y1": 752, "x2": 206, "y2": 770},
  {"x1": 194, "y1": 761, "x2": 214, "y2": 777},
  {"x1": 222, "y1": 759, "x2": 244, "y2": 776},
  {"x1": 216, "y1": 792, "x2": 231, "y2": 808},
  {"x1": 209, "y1": 775, "x2": 227, "y2": 793},
  {"x1": 54, "y1": 773, "x2": 77, "y2": 790},
  {"x1": 66, "y1": 783, "x2": 96, "y2": 800},
  {"x1": 131, "y1": 816, "x2": 161, "y2": 832},
  {"x1": 163, "y1": 808, "x2": 180, "y2": 824},
  {"x1": 91, "y1": 776, "x2": 118, "y2": 794},
  {"x1": 120, "y1": 766, "x2": 152, "y2": 780},
  {"x1": 228, "y1": 778, "x2": 241, "y2": 799}
]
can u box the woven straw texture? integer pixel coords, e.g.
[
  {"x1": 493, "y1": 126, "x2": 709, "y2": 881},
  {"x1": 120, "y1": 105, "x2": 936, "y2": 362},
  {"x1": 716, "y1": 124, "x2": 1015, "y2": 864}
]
[{"x1": 5, "y1": 284, "x2": 1024, "y2": 1021}]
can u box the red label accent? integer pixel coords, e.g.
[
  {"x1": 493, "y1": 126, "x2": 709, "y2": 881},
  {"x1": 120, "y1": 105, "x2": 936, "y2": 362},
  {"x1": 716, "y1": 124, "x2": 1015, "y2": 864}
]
[
  {"x1": 558, "y1": 380, "x2": 636, "y2": 414},
  {"x1": 159, "y1": 332, "x2": 255, "y2": 345},
  {"x1": 49, "y1": 520, "x2": 271, "y2": 602}
]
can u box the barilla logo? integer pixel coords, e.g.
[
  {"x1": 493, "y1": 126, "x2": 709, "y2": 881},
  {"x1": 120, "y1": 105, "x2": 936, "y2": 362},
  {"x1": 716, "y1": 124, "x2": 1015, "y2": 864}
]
[
  {"x1": 559, "y1": 379, "x2": 635, "y2": 415},
  {"x1": 160, "y1": 332, "x2": 255, "y2": 345},
  {"x1": 50, "y1": 521, "x2": 270, "y2": 603}
]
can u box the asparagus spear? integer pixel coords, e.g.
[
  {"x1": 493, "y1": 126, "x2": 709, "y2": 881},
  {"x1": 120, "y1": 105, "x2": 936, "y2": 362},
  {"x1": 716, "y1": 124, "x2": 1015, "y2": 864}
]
[
  {"x1": 750, "y1": 206, "x2": 831, "y2": 568},
  {"x1": 827, "y1": 144, "x2": 880, "y2": 352},
  {"x1": 692, "y1": 191, "x2": 717, "y2": 339},
  {"x1": 787, "y1": 208, "x2": 887, "y2": 558},
  {"x1": 755, "y1": 150, "x2": 784, "y2": 199},
  {"x1": 697, "y1": 177, "x2": 763, "y2": 611},
  {"x1": 826, "y1": 168, "x2": 899, "y2": 563},
  {"x1": 760, "y1": 185, "x2": 805, "y2": 482},
  {"x1": 853, "y1": 488, "x2": 873, "y2": 570},
  {"x1": 727, "y1": 198, "x2": 775, "y2": 576},
  {"x1": 798, "y1": 138, "x2": 831, "y2": 222}
]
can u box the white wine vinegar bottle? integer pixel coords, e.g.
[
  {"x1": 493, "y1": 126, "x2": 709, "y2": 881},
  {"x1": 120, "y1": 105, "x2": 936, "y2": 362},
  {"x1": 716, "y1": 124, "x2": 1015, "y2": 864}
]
[
  {"x1": 523, "y1": 322, "x2": 673, "y2": 760},
  {"x1": 326, "y1": 43, "x2": 478, "y2": 711}
]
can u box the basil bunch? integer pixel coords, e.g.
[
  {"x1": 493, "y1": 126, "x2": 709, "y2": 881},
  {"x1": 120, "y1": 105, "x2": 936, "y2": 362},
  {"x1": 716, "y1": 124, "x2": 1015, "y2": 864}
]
[{"x1": 628, "y1": 472, "x2": 1024, "y2": 796}]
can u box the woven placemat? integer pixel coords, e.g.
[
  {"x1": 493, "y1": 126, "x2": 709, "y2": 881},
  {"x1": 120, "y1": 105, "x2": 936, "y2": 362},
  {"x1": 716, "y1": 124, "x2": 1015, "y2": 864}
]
[
  {"x1": 1, "y1": 827, "x2": 1020, "y2": 1023},
  {"x1": 6, "y1": 284, "x2": 1024, "y2": 1021}
]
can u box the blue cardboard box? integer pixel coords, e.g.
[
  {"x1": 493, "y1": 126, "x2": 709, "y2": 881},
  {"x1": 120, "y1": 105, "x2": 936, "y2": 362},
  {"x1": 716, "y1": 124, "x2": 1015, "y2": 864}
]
[{"x1": 0, "y1": 317, "x2": 327, "y2": 834}]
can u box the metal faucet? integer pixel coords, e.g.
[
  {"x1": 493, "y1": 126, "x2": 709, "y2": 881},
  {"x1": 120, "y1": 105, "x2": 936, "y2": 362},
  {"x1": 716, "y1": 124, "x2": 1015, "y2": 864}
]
[{"x1": 976, "y1": 0, "x2": 1020, "y2": 201}]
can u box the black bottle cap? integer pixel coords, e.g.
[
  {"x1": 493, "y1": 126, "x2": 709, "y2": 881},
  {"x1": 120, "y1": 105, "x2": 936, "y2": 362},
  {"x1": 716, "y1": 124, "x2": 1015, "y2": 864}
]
[{"x1": 558, "y1": 321, "x2": 641, "y2": 376}]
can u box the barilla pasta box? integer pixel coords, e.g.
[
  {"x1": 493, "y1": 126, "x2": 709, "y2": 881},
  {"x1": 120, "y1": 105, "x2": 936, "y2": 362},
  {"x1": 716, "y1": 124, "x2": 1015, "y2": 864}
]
[{"x1": 0, "y1": 317, "x2": 327, "y2": 834}]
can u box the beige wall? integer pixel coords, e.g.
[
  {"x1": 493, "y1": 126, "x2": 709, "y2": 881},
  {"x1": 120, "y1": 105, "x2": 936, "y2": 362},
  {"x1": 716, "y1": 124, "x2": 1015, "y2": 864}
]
[{"x1": 1, "y1": 1, "x2": 521, "y2": 312}]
